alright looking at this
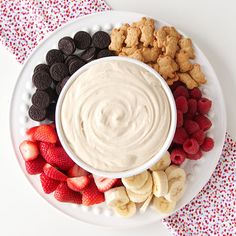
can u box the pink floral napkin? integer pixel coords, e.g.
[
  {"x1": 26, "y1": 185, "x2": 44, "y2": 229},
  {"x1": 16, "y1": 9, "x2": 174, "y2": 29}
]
[{"x1": 0, "y1": 1, "x2": 235, "y2": 235}]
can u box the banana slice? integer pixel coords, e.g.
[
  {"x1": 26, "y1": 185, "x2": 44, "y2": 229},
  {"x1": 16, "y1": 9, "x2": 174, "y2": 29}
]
[
  {"x1": 150, "y1": 151, "x2": 171, "y2": 171},
  {"x1": 153, "y1": 196, "x2": 176, "y2": 214},
  {"x1": 165, "y1": 179, "x2": 185, "y2": 202},
  {"x1": 131, "y1": 172, "x2": 153, "y2": 195},
  {"x1": 126, "y1": 189, "x2": 150, "y2": 203},
  {"x1": 152, "y1": 171, "x2": 168, "y2": 197},
  {"x1": 105, "y1": 186, "x2": 130, "y2": 207},
  {"x1": 122, "y1": 170, "x2": 148, "y2": 190},
  {"x1": 113, "y1": 201, "x2": 136, "y2": 218},
  {"x1": 140, "y1": 194, "x2": 153, "y2": 213},
  {"x1": 165, "y1": 165, "x2": 186, "y2": 183}
]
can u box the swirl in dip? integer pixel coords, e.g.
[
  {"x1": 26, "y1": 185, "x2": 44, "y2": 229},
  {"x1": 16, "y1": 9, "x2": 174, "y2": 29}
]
[{"x1": 60, "y1": 61, "x2": 171, "y2": 172}]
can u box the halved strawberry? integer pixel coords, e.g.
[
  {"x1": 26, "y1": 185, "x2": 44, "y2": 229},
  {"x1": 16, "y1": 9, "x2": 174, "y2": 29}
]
[
  {"x1": 32, "y1": 125, "x2": 58, "y2": 143},
  {"x1": 67, "y1": 164, "x2": 89, "y2": 177},
  {"x1": 113, "y1": 178, "x2": 123, "y2": 187},
  {"x1": 54, "y1": 182, "x2": 82, "y2": 204},
  {"x1": 39, "y1": 142, "x2": 55, "y2": 158},
  {"x1": 25, "y1": 156, "x2": 46, "y2": 175},
  {"x1": 19, "y1": 140, "x2": 39, "y2": 161},
  {"x1": 40, "y1": 173, "x2": 60, "y2": 194},
  {"x1": 26, "y1": 126, "x2": 38, "y2": 141},
  {"x1": 43, "y1": 163, "x2": 67, "y2": 181},
  {"x1": 67, "y1": 176, "x2": 90, "y2": 192},
  {"x1": 93, "y1": 176, "x2": 118, "y2": 192}
]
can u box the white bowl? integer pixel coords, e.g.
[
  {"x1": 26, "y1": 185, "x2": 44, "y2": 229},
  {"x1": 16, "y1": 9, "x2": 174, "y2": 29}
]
[{"x1": 56, "y1": 56, "x2": 177, "y2": 178}]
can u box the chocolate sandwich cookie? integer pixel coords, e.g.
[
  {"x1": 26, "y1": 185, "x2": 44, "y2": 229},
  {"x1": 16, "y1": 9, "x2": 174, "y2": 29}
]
[
  {"x1": 58, "y1": 37, "x2": 76, "y2": 56},
  {"x1": 28, "y1": 105, "x2": 46, "y2": 121},
  {"x1": 49, "y1": 62, "x2": 69, "y2": 81},
  {"x1": 46, "y1": 49, "x2": 64, "y2": 66},
  {"x1": 92, "y1": 31, "x2": 111, "y2": 49},
  {"x1": 31, "y1": 90, "x2": 50, "y2": 109},
  {"x1": 46, "y1": 103, "x2": 57, "y2": 121},
  {"x1": 34, "y1": 64, "x2": 50, "y2": 73},
  {"x1": 45, "y1": 87, "x2": 58, "y2": 102},
  {"x1": 60, "y1": 76, "x2": 70, "y2": 89},
  {"x1": 97, "y1": 49, "x2": 114, "y2": 59},
  {"x1": 32, "y1": 71, "x2": 52, "y2": 90},
  {"x1": 74, "y1": 31, "x2": 92, "y2": 50},
  {"x1": 65, "y1": 55, "x2": 80, "y2": 65},
  {"x1": 56, "y1": 82, "x2": 62, "y2": 95},
  {"x1": 80, "y1": 47, "x2": 97, "y2": 62},
  {"x1": 69, "y1": 59, "x2": 85, "y2": 75}
]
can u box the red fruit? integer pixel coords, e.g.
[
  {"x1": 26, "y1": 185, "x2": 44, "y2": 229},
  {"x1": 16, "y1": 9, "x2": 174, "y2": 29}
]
[
  {"x1": 173, "y1": 127, "x2": 189, "y2": 144},
  {"x1": 93, "y1": 176, "x2": 118, "y2": 192},
  {"x1": 67, "y1": 164, "x2": 89, "y2": 177},
  {"x1": 188, "y1": 99, "x2": 197, "y2": 115},
  {"x1": 175, "y1": 96, "x2": 188, "y2": 113},
  {"x1": 67, "y1": 176, "x2": 90, "y2": 192},
  {"x1": 19, "y1": 140, "x2": 39, "y2": 161},
  {"x1": 45, "y1": 147, "x2": 75, "y2": 171},
  {"x1": 187, "y1": 150, "x2": 203, "y2": 160},
  {"x1": 40, "y1": 173, "x2": 60, "y2": 194},
  {"x1": 25, "y1": 156, "x2": 46, "y2": 175},
  {"x1": 191, "y1": 129, "x2": 205, "y2": 145},
  {"x1": 195, "y1": 115, "x2": 212, "y2": 131},
  {"x1": 197, "y1": 98, "x2": 212, "y2": 114},
  {"x1": 170, "y1": 81, "x2": 184, "y2": 91},
  {"x1": 177, "y1": 110, "x2": 183, "y2": 128},
  {"x1": 173, "y1": 86, "x2": 189, "y2": 98},
  {"x1": 54, "y1": 182, "x2": 82, "y2": 204},
  {"x1": 183, "y1": 138, "x2": 200, "y2": 155},
  {"x1": 113, "y1": 179, "x2": 123, "y2": 187},
  {"x1": 184, "y1": 120, "x2": 200, "y2": 134},
  {"x1": 170, "y1": 148, "x2": 186, "y2": 165},
  {"x1": 184, "y1": 113, "x2": 194, "y2": 120},
  {"x1": 39, "y1": 142, "x2": 55, "y2": 158},
  {"x1": 190, "y1": 87, "x2": 202, "y2": 100},
  {"x1": 43, "y1": 163, "x2": 67, "y2": 181},
  {"x1": 82, "y1": 180, "x2": 105, "y2": 206},
  {"x1": 26, "y1": 126, "x2": 38, "y2": 141},
  {"x1": 201, "y1": 137, "x2": 214, "y2": 152},
  {"x1": 32, "y1": 125, "x2": 58, "y2": 143}
]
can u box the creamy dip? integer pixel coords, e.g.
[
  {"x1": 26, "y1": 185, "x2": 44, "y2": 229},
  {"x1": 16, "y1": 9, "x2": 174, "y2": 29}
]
[{"x1": 61, "y1": 61, "x2": 171, "y2": 172}]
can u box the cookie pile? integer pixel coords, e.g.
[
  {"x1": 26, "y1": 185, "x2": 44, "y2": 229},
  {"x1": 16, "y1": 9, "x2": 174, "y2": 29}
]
[{"x1": 29, "y1": 31, "x2": 113, "y2": 122}]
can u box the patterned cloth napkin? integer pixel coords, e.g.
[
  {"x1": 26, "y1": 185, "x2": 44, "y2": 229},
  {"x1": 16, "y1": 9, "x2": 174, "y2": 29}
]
[{"x1": 0, "y1": 1, "x2": 235, "y2": 234}]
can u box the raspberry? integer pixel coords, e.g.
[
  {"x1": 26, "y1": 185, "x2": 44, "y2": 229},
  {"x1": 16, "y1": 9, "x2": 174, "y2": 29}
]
[
  {"x1": 201, "y1": 137, "x2": 214, "y2": 152},
  {"x1": 190, "y1": 87, "x2": 202, "y2": 100},
  {"x1": 187, "y1": 150, "x2": 203, "y2": 160},
  {"x1": 184, "y1": 113, "x2": 194, "y2": 120},
  {"x1": 191, "y1": 129, "x2": 205, "y2": 145},
  {"x1": 175, "y1": 96, "x2": 188, "y2": 113},
  {"x1": 174, "y1": 86, "x2": 189, "y2": 99},
  {"x1": 197, "y1": 98, "x2": 212, "y2": 114},
  {"x1": 188, "y1": 99, "x2": 197, "y2": 115},
  {"x1": 173, "y1": 127, "x2": 189, "y2": 144},
  {"x1": 195, "y1": 115, "x2": 212, "y2": 131},
  {"x1": 183, "y1": 138, "x2": 199, "y2": 154},
  {"x1": 170, "y1": 148, "x2": 186, "y2": 165},
  {"x1": 170, "y1": 81, "x2": 184, "y2": 91},
  {"x1": 184, "y1": 120, "x2": 200, "y2": 134},
  {"x1": 177, "y1": 110, "x2": 183, "y2": 127}
]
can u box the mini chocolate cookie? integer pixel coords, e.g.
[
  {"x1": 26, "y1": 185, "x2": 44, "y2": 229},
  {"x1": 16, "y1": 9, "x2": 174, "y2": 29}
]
[
  {"x1": 92, "y1": 31, "x2": 111, "y2": 49},
  {"x1": 46, "y1": 103, "x2": 57, "y2": 121},
  {"x1": 74, "y1": 31, "x2": 92, "y2": 50},
  {"x1": 49, "y1": 63, "x2": 69, "y2": 81},
  {"x1": 31, "y1": 90, "x2": 50, "y2": 109},
  {"x1": 80, "y1": 47, "x2": 97, "y2": 62},
  {"x1": 69, "y1": 59, "x2": 85, "y2": 75},
  {"x1": 46, "y1": 49, "x2": 64, "y2": 66},
  {"x1": 61, "y1": 76, "x2": 70, "y2": 89},
  {"x1": 56, "y1": 82, "x2": 62, "y2": 95},
  {"x1": 65, "y1": 55, "x2": 80, "y2": 65},
  {"x1": 97, "y1": 49, "x2": 114, "y2": 58},
  {"x1": 28, "y1": 105, "x2": 46, "y2": 121},
  {"x1": 45, "y1": 87, "x2": 58, "y2": 102},
  {"x1": 34, "y1": 64, "x2": 50, "y2": 73},
  {"x1": 32, "y1": 71, "x2": 52, "y2": 90},
  {"x1": 58, "y1": 37, "x2": 76, "y2": 56}
]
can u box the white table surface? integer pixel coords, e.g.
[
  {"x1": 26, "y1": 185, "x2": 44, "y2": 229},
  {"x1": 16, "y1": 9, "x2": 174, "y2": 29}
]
[{"x1": 0, "y1": 0, "x2": 235, "y2": 235}]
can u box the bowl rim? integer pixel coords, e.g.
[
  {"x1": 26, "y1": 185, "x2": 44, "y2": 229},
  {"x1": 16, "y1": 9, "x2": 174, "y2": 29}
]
[{"x1": 56, "y1": 56, "x2": 177, "y2": 178}]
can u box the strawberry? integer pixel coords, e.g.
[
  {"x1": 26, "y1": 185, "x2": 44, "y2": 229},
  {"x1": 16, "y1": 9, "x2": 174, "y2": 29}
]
[
  {"x1": 39, "y1": 142, "x2": 55, "y2": 158},
  {"x1": 67, "y1": 164, "x2": 89, "y2": 177},
  {"x1": 40, "y1": 173, "x2": 60, "y2": 194},
  {"x1": 54, "y1": 182, "x2": 82, "y2": 204},
  {"x1": 32, "y1": 125, "x2": 58, "y2": 143},
  {"x1": 113, "y1": 178, "x2": 123, "y2": 187},
  {"x1": 45, "y1": 146, "x2": 74, "y2": 171},
  {"x1": 26, "y1": 126, "x2": 38, "y2": 141},
  {"x1": 93, "y1": 176, "x2": 118, "y2": 192},
  {"x1": 25, "y1": 156, "x2": 46, "y2": 175},
  {"x1": 43, "y1": 163, "x2": 67, "y2": 181},
  {"x1": 67, "y1": 176, "x2": 90, "y2": 192},
  {"x1": 82, "y1": 180, "x2": 105, "y2": 206},
  {"x1": 19, "y1": 140, "x2": 39, "y2": 161}
]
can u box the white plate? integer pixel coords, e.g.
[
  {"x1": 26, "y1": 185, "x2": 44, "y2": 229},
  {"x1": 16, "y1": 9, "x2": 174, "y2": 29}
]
[{"x1": 10, "y1": 11, "x2": 226, "y2": 228}]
